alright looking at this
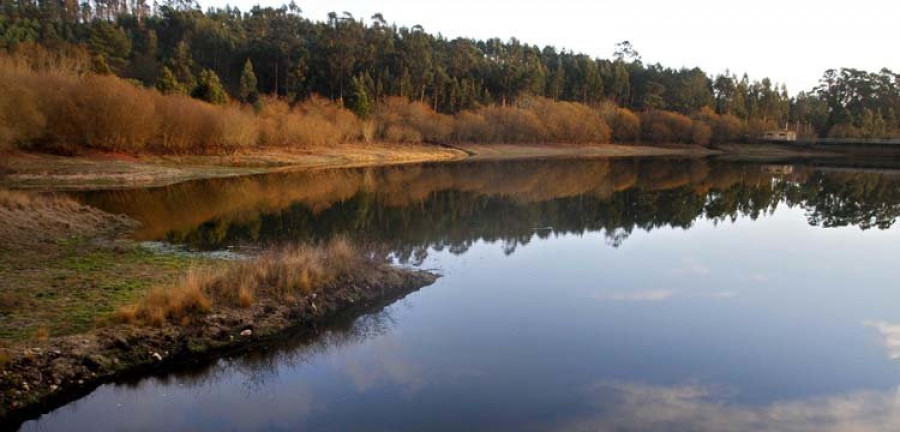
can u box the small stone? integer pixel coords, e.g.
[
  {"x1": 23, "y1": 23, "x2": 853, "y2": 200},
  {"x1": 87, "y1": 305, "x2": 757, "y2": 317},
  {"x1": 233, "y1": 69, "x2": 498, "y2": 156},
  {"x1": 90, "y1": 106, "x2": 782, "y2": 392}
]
[
  {"x1": 240, "y1": 329, "x2": 252, "y2": 337},
  {"x1": 77, "y1": 380, "x2": 84, "y2": 385},
  {"x1": 22, "y1": 383, "x2": 29, "y2": 391},
  {"x1": 50, "y1": 384, "x2": 58, "y2": 391},
  {"x1": 151, "y1": 352, "x2": 163, "y2": 361}
]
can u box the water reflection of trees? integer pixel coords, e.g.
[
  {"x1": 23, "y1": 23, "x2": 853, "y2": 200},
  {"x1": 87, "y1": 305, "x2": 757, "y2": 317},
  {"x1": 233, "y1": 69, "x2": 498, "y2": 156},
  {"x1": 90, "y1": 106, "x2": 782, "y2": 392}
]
[
  {"x1": 117, "y1": 301, "x2": 399, "y2": 395},
  {"x1": 77, "y1": 159, "x2": 900, "y2": 260}
]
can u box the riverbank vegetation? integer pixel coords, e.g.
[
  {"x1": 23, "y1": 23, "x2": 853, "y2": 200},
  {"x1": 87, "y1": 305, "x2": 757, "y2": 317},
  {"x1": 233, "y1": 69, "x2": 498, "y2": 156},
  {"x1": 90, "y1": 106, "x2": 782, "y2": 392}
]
[
  {"x1": 0, "y1": 197, "x2": 436, "y2": 420},
  {"x1": 2, "y1": 2, "x2": 898, "y2": 156},
  {"x1": 117, "y1": 238, "x2": 363, "y2": 327},
  {"x1": 0, "y1": 189, "x2": 195, "y2": 341}
]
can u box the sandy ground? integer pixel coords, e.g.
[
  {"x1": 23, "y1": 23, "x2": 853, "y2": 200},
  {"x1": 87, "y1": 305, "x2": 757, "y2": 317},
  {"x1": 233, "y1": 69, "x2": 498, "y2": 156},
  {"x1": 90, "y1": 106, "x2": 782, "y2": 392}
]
[
  {"x1": 0, "y1": 143, "x2": 466, "y2": 190},
  {"x1": 0, "y1": 142, "x2": 735, "y2": 191}
]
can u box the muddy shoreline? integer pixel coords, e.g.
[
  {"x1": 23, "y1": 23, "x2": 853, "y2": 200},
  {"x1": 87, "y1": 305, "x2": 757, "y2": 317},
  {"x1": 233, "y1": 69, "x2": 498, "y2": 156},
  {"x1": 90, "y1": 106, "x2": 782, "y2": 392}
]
[{"x1": 0, "y1": 261, "x2": 438, "y2": 428}]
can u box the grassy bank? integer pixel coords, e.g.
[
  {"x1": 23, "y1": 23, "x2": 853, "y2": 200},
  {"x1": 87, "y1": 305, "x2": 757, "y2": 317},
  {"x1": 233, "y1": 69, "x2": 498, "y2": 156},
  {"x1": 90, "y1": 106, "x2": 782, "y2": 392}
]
[
  {"x1": 0, "y1": 190, "x2": 198, "y2": 341},
  {"x1": 0, "y1": 191, "x2": 438, "y2": 422}
]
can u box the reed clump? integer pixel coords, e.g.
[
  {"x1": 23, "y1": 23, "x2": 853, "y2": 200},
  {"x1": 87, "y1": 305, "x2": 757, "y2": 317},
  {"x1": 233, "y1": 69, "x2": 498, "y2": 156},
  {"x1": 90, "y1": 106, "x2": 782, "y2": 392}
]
[{"x1": 116, "y1": 238, "x2": 363, "y2": 326}]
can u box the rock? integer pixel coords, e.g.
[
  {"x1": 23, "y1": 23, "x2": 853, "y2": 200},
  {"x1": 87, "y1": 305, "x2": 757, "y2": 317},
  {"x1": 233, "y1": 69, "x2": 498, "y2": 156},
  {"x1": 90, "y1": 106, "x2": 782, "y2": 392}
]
[
  {"x1": 240, "y1": 329, "x2": 252, "y2": 337},
  {"x1": 77, "y1": 380, "x2": 84, "y2": 385},
  {"x1": 22, "y1": 383, "x2": 29, "y2": 391},
  {"x1": 50, "y1": 384, "x2": 58, "y2": 391},
  {"x1": 110, "y1": 336, "x2": 130, "y2": 351},
  {"x1": 83, "y1": 354, "x2": 109, "y2": 371},
  {"x1": 150, "y1": 352, "x2": 163, "y2": 361}
]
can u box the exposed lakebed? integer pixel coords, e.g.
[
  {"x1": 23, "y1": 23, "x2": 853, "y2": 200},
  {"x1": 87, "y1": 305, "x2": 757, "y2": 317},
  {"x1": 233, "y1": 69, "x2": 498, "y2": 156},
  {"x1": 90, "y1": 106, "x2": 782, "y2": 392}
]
[{"x1": 20, "y1": 157, "x2": 900, "y2": 431}]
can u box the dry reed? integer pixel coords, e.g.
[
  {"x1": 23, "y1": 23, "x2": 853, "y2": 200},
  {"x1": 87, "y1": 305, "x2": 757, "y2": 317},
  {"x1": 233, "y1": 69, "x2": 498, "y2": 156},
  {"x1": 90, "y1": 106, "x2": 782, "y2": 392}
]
[{"x1": 116, "y1": 238, "x2": 362, "y2": 326}]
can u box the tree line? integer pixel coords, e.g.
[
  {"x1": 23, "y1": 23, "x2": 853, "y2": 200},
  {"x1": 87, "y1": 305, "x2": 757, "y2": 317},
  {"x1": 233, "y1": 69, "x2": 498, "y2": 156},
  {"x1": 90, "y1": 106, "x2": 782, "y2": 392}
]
[{"x1": 2, "y1": 0, "x2": 899, "y2": 152}]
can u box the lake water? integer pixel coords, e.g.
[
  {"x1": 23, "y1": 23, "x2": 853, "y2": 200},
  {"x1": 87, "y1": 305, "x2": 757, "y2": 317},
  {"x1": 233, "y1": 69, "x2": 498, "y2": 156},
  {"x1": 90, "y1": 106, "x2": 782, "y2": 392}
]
[{"x1": 20, "y1": 157, "x2": 900, "y2": 431}]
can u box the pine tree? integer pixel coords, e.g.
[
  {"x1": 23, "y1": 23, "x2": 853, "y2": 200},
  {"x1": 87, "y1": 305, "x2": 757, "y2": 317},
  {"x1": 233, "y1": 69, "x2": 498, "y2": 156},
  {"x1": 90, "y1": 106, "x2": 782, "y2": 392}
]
[
  {"x1": 169, "y1": 41, "x2": 196, "y2": 92},
  {"x1": 348, "y1": 74, "x2": 373, "y2": 119},
  {"x1": 156, "y1": 66, "x2": 183, "y2": 95},
  {"x1": 192, "y1": 69, "x2": 229, "y2": 105},
  {"x1": 238, "y1": 59, "x2": 259, "y2": 104}
]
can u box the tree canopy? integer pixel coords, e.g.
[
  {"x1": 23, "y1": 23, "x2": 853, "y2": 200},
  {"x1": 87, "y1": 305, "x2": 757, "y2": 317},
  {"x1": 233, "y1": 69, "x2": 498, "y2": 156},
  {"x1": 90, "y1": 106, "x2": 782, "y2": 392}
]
[{"x1": 1, "y1": 0, "x2": 898, "y2": 138}]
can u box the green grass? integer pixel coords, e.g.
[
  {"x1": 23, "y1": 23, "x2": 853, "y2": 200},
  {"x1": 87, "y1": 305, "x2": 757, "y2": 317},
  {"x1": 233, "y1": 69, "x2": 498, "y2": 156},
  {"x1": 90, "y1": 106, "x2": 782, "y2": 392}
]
[{"x1": 0, "y1": 240, "x2": 205, "y2": 342}]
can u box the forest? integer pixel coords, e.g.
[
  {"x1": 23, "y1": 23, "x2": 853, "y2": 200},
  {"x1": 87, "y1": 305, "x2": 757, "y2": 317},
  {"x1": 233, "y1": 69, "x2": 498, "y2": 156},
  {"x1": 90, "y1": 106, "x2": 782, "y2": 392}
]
[{"x1": 2, "y1": 0, "x2": 900, "y2": 154}]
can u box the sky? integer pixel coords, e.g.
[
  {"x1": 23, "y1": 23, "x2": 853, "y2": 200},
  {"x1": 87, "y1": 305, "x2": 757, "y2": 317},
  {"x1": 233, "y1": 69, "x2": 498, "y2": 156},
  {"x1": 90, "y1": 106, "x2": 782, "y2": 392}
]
[{"x1": 203, "y1": 0, "x2": 898, "y2": 94}]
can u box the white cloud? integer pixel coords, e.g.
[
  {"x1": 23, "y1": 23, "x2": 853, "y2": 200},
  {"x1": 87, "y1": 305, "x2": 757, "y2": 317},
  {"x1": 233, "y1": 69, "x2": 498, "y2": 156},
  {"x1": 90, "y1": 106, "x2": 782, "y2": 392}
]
[
  {"x1": 864, "y1": 321, "x2": 900, "y2": 361},
  {"x1": 556, "y1": 381, "x2": 900, "y2": 432},
  {"x1": 595, "y1": 290, "x2": 675, "y2": 302}
]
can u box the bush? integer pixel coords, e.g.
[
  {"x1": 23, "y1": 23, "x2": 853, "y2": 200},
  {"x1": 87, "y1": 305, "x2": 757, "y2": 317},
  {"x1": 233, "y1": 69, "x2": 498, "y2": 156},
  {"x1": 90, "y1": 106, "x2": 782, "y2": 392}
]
[
  {"x1": 296, "y1": 96, "x2": 361, "y2": 142},
  {"x1": 475, "y1": 105, "x2": 546, "y2": 143},
  {"x1": 693, "y1": 107, "x2": 745, "y2": 144},
  {"x1": 155, "y1": 95, "x2": 219, "y2": 153},
  {"x1": 27, "y1": 73, "x2": 159, "y2": 153},
  {"x1": 641, "y1": 110, "x2": 698, "y2": 145},
  {"x1": 525, "y1": 97, "x2": 610, "y2": 144},
  {"x1": 376, "y1": 97, "x2": 453, "y2": 143},
  {"x1": 453, "y1": 111, "x2": 490, "y2": 143},
  {"x1": 211, "y1": 105, "x2": 259, "y2": 152},
  {"x1": 828, "y1": 123, "x2": 863, "y2": 139},
  {"x1": 604, "y1": 106, "x2": 641, "y2": 143},
  {"x1": 0, "y1": 63, "x2": 46, "y2": 151},
  {"x1": 258, "y1": 96, "x2": 349, "y2": 148}
]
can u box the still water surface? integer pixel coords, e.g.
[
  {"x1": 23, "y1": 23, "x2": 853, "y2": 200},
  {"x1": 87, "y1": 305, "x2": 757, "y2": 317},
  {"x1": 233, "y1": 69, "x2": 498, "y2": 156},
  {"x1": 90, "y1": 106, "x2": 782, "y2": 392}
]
[{"x1": 22, "y1": 158, "x2": 900, "y2": 431}]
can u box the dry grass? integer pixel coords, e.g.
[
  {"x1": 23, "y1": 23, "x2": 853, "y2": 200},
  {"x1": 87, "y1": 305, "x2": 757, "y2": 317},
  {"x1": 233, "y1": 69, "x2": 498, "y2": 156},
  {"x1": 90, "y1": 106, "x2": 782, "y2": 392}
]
[
  {"x1": 116, "y1": 238, "x2": 363, "y2": 326},
  {"x1": 0, "y1": 189, "x2": 132, "y2": 247}
]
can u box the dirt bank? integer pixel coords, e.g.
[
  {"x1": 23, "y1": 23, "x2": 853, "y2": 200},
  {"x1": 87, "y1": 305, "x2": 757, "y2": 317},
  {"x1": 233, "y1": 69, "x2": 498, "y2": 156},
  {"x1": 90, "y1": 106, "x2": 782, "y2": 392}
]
[
  {"x1": 0, "y1": 142, "x2": 736, "y2": 191},
  {"x1": 0, "y1": 190, "x2": 134, "y2": 247},
  {"x1": 0, "y1": 143, "x2": 467, "y2": 191},
  {"x1": 0, "y1": 263, "x2": 436, "y2": 426},
  {"x1": 451, "y1": 143, "x2": 720, "y2": 160}
]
